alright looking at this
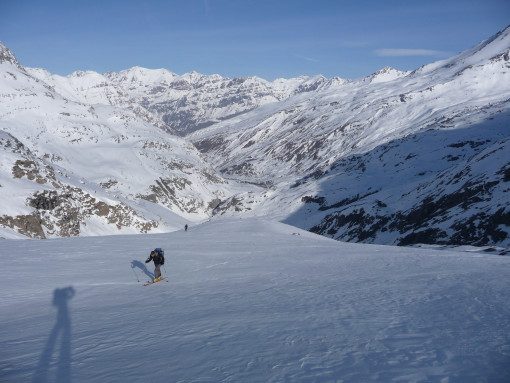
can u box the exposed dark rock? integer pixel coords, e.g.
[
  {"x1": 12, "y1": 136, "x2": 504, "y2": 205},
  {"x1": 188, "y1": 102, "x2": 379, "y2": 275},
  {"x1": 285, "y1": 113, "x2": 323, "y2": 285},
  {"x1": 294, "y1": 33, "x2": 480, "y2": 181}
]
[
  {"x1": 301, "y1": 196, "x2": 326, "y2": 205},
  {"x1": 208, "y1": 198, "x2": 222, "y2": 210},
  {"x1": 450, "y1": 208, "x2": 510, "y2": 245},
  {"x1": 0, "y1": 213, "x2": 46, "y2": 239},
  {"x1": 398, "y1": 229, "x2": 448, "y2": 246},
  {"x1": 29, "y1": 191, "x2": 61, "y2": 210},
  {"x1": 213, "y1": 195, "x2": 249, "y2": 215},
  {"x1": 11, "y1": 159, "x2": 55, "y2": 184}
]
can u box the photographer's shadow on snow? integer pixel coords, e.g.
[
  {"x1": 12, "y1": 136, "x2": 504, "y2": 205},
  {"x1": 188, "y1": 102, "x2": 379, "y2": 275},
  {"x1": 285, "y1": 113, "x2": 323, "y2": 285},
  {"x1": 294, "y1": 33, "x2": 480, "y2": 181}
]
[
  {"x1": 33, "y1": 286, "x2": 75, "y2": 383},
  {"x1": 131, "y1": 260, "x2": 154, "y2": 279}
]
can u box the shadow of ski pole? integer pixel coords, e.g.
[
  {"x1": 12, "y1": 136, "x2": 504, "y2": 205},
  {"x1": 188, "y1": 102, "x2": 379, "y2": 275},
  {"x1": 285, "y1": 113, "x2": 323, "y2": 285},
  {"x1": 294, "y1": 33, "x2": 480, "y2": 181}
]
[{"x1": 131, "y1": 260, "x2": 154, "y2": 279}]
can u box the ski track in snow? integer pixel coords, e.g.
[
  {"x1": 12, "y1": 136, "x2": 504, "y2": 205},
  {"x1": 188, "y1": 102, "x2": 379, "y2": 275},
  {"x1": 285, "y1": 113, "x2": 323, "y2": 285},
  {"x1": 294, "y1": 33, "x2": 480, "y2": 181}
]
[{"x1": 1, "y1": 218, "x2": 509, "y2": 382}]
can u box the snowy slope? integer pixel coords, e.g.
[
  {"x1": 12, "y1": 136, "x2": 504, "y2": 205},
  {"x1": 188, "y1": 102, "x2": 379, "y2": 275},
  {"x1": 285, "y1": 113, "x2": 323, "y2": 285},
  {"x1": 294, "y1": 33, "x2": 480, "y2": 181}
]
[
  {"x1": 0, "y1": 43, "x2": 240, "y2": 239},
  {"x1": 191, "y1": 26, "x2": 510, "y2": 181},
  {"x1": 1, "y1": 27, "x2": 510, "y2": 247},
  {"x1": 190, "y1": 26, "x2": 510, "y2": 248},
  {"x1": 25, "y1": 65, "x2": 328, "y2": 136},
  {"x1": 1, "y1": 218, "x2": 509, "y2": 382}
]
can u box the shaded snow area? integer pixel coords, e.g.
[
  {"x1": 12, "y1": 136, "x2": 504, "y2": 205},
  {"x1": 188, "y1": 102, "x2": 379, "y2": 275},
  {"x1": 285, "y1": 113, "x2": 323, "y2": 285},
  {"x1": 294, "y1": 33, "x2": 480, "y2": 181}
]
[{"x1": 1, "y1": 218, "x2": 509, "y2": 382}]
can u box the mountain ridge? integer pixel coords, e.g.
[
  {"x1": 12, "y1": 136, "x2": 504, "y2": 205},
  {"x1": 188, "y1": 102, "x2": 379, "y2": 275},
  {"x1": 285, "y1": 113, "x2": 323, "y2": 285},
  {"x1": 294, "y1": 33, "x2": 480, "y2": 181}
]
[
  {"x1": 1, "y1": 26, "x2": 509, "y2": 246},
  {"x1": 24, "y1": 62, "x2": 332, "y2": 136},
  {"x1": 0, "y1": 44, "x2": 238, "y2": 238},
  {"x1": 190, "y1": 26, "x2": 510, "y2": 247}
]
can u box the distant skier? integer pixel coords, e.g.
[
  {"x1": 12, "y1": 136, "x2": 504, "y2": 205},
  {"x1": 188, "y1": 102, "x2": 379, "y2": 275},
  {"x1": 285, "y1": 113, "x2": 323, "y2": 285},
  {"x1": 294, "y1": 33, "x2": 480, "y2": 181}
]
[
  {"x1": 185, "y1": 224, "x2": 188, "y2": 232},
  {"x1": 145, "y1": 248, "x2": 165, "y2": 283}
]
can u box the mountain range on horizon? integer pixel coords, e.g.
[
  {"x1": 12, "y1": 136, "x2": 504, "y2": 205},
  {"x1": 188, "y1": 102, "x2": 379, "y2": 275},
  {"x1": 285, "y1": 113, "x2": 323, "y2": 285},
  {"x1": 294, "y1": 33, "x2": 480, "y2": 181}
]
[{"x1": 1, "y1": 26, "x2": 509, "y2": 248}]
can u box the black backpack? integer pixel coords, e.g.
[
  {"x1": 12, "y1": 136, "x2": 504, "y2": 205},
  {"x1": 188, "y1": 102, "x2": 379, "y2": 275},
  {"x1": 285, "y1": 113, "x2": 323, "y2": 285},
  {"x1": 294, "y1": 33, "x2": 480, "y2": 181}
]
[{"x1": 154, "y1": 248, "x2": 165, "y2": 265}]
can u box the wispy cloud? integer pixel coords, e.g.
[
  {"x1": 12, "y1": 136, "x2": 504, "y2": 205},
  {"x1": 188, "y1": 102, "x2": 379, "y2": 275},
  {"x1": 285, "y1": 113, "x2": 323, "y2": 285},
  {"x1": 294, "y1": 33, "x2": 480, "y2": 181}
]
[
  {"x1": 374, "y1": 48, "x2": 451, "y2": 57},
  {"x1": 293, "y1": 54, "x2": 318, "y2": 63}
]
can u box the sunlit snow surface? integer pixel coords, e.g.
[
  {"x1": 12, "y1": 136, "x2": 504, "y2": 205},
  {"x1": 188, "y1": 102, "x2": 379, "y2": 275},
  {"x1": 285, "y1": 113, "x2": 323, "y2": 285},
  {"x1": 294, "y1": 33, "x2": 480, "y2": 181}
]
[{"x1": 1, "y1": 218, "x2": 509, "y2": 382}]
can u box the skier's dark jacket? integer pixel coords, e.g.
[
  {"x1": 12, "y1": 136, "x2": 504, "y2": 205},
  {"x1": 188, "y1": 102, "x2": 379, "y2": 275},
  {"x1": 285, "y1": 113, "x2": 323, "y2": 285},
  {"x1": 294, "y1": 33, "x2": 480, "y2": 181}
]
[{"x1": 145, "y1": 251, "x2": 164, "y2": 266}]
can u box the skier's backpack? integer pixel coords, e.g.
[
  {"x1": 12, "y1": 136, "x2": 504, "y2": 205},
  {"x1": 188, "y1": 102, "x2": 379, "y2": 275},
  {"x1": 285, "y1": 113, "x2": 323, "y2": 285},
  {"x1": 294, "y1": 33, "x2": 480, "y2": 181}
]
[{"x1": 155, "y1": 248, "x2": 165, "y2": 265}]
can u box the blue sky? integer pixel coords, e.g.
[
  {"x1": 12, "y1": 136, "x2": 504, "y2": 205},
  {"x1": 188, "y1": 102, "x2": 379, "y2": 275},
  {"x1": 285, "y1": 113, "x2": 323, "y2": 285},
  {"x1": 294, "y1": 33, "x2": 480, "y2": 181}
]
[{"x1": 1, "y1": 0, "x2": 509, "y2": 80}]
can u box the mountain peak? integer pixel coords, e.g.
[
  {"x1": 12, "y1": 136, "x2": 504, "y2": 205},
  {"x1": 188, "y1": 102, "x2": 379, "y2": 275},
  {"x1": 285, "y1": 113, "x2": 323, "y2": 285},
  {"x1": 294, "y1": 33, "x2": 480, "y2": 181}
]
[
  {"x1": 69, "y1": 70, "x2": 98, "y2": 78},
  {"x1": 0, "y1": 41, "x2": 23, "y2": 69},
  {"x1": 363, "y1": 66, "x2": 407, "y2": 83}
]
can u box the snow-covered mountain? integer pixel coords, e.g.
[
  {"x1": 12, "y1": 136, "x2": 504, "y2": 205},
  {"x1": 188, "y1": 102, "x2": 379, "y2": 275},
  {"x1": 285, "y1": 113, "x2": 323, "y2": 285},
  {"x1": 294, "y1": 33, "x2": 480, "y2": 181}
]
[
  {"x1": 26, "y1": 65, "x2": 329, "y2": 136},
  {"x1": 0, "y1": 43, "x2": 240, "y2": 238},
  {"x1": 190, "y1": 26, "x2": 510, "y2": 248},
  {"x1": 1, "y1": 26, "x2": 509, "y2": 247},
  {"x1": 2, "y1": 218, "x2": 509, "y2": 382}
]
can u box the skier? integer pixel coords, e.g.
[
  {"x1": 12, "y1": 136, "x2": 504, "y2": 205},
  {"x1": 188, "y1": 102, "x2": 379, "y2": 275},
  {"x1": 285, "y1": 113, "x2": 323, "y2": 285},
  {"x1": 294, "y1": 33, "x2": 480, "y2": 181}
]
[
  {"x1": 185, "y1": 224, "x2": 188, "y2": 232},
  {"x1": 145, "y1": 248, "x2": 164, "y2": 283}
]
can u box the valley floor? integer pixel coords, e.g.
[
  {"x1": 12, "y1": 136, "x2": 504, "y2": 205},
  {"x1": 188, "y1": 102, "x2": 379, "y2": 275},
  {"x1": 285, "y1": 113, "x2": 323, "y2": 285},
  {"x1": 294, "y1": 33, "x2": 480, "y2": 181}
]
[{"x1": 1, "y1": 218, "x2": 509, "y2": 382}]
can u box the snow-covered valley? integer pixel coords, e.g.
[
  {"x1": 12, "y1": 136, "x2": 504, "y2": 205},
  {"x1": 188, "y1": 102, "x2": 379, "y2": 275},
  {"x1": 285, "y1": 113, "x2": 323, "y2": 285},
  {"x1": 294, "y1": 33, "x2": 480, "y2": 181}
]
[
  {"x1": 1, "y1": 26, "x2": 510, "y2": 247},
  {"x1": 2, "y1": 10, "x2": 510, "y2": 383},
  {"x1": 190, "y1": 27, "x2": 510, "y2": 248},
  {"x1": 1, "y1": 218, "x2": 509, "y2": 382}
]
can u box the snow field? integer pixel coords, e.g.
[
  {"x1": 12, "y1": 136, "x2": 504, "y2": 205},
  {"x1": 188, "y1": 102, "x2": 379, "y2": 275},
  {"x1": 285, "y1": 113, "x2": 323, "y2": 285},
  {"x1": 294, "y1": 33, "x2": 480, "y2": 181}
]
[{"x1": 1, "y1": 218, "x2": 509, "y2": 382}]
